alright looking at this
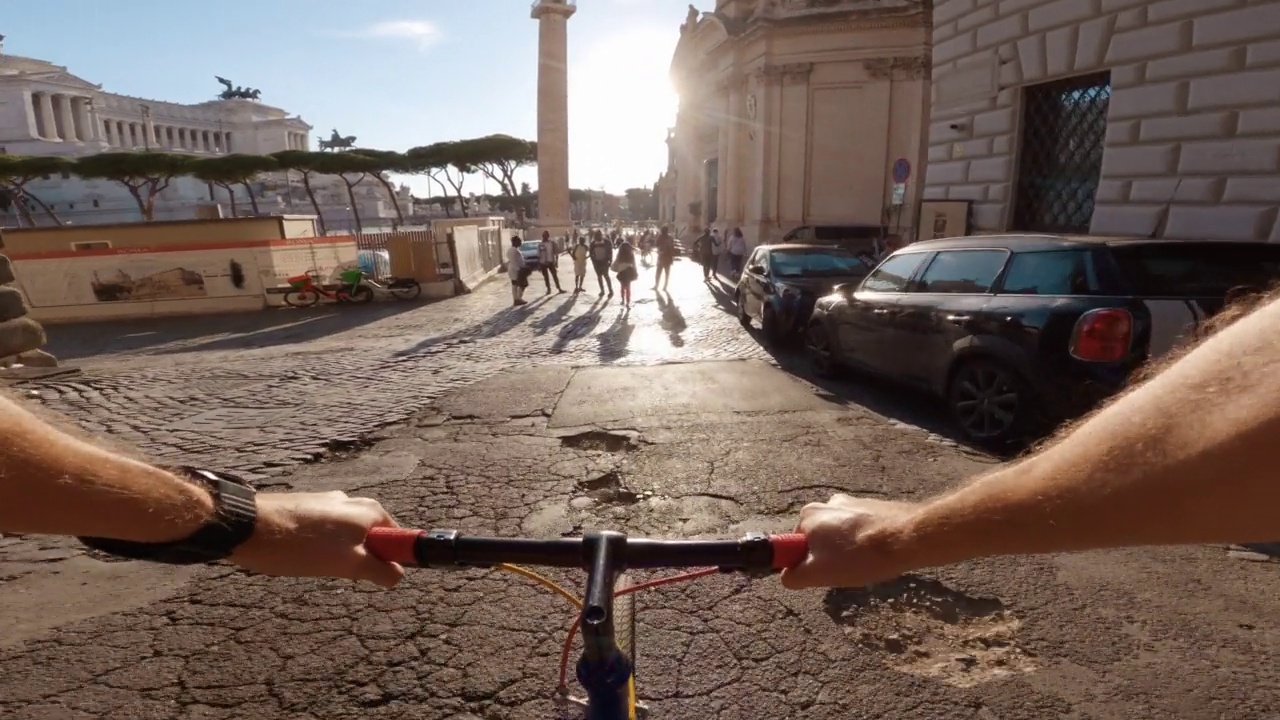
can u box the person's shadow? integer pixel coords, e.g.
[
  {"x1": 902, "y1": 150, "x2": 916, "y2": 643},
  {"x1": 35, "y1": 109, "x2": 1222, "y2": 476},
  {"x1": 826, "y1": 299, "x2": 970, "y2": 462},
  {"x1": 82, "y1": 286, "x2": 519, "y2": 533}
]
[
  {"x1": 655, "y1": 290, "x2": 686, "y2": 347},
  {"x1": 596, "y1": 309, "x2": 635, "y2": 362}
]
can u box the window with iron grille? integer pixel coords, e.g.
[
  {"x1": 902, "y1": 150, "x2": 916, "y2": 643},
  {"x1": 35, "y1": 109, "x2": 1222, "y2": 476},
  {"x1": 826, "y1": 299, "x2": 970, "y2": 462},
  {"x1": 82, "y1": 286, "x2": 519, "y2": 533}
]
[{"x1": 1012, "y1": 72, "x2": 1110, "y2": 234}]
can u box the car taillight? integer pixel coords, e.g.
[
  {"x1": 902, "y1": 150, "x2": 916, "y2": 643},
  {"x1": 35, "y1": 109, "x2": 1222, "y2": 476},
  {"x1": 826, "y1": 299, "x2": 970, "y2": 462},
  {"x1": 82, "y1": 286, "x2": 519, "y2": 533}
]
[{"x1": 1070, "y1": 308, "x2": 1132, "y2": 362}]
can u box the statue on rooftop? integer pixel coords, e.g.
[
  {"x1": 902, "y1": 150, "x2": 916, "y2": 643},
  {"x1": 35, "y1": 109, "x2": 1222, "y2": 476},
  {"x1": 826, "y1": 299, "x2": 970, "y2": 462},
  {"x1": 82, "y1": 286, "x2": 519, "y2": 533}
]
[{"x1": 215, "y1": 76, "x2": 263, "y2": 101}]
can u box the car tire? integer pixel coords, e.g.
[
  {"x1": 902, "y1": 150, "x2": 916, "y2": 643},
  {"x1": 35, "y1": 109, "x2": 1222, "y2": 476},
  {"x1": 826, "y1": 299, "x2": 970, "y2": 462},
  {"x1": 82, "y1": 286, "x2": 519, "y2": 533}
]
[
  {"x1": 761, "y1": 305, "x2": 783, "y2": 344},
  {"x1": 946, "y1": 358, "x2": 1032, "y2": 445},
  {"x1": 805, "y1": 320, "x2": 842, "y2": 378},
  {"x1": 736, "y1": 292, "x2": 751, "y2": 328}
]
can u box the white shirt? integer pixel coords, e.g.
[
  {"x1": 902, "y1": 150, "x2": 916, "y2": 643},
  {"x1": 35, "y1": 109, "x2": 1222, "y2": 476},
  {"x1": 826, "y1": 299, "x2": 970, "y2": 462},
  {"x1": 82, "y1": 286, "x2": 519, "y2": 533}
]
[
  {"x1": 729, "y1": 235, "x2": 747, "y2": 256},
  {"x1": 538, "y1": 240, "x2": 557, "y2": 264},
  {"x1": 507, "y1": 246, "x2": 525, "y2": 280}
]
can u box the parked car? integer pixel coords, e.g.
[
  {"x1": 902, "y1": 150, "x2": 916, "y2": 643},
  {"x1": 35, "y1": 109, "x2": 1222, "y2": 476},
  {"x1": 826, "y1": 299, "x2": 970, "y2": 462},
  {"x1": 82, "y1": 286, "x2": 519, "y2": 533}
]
[
  {"x1": 735, "y1": 244, "x2": 875, "y2": 342},
  {"x1": 804, "y1": 234, "x2": 1280, "y2": 444}
]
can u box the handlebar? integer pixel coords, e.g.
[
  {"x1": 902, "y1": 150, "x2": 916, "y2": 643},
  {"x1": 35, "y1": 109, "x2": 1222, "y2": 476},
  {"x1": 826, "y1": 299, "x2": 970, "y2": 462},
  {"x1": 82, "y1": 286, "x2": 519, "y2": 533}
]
[{"x1": 365, "y1": 528, "x2": 809, "y2": 573}]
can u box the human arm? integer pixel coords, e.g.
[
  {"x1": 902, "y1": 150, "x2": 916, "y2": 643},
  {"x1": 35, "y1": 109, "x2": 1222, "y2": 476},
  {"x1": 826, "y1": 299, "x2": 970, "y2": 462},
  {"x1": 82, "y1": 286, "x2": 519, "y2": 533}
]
[
  {"x1": 0, "y1": 391, "x2": 403, "y2": 587},
  {"x1": 782, "y1": 292, "x2": 1280, "y2": 589}
]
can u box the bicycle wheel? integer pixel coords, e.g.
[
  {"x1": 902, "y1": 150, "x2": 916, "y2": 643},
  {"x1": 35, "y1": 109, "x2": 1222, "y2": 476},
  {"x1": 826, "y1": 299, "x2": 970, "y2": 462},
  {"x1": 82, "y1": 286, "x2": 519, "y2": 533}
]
[
  {"x1": 614, "y1": 573, "x2": 638, "y2": 718},
  {"x1": 349, "y1": 285, "x2": 375, "y2": 304},
  {"x1": 283, "y1": 290, "x2": 320, "y2": 307},
  {"x1": 390, "y1": 281, "x2": 422, "y2": 301}
]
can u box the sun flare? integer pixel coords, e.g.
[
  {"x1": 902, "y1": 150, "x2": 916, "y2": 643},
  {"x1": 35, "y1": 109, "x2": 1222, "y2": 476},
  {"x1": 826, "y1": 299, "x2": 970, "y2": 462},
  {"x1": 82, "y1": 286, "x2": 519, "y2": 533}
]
[{"x1": 569, "y1": 27, "x2": 680, "y2": 192}]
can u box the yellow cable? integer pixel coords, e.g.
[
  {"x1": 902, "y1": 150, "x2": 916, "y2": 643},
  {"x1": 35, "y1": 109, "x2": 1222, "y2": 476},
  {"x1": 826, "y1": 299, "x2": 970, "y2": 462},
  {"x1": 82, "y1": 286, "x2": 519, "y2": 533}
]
[{"x1": 496, "y1": 563, "x2": 582, "y2": 609}]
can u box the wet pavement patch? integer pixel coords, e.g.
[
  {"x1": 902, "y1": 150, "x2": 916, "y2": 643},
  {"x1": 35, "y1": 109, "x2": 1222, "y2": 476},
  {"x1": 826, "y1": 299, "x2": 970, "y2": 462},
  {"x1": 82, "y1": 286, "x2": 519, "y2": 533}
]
[
  {"x1": 825, "y1": 575, "x2": 1037, "y2": 688},
  {"x1": 558, "y1": 430, "x2": 641, "y2": 452}
]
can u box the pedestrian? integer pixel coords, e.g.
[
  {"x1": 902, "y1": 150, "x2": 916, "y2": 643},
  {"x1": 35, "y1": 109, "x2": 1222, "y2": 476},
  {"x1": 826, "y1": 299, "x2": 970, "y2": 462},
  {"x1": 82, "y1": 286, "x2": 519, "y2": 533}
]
[
  {"x1": 727, "y1": 227, "x2": 748, "y2": 278},
  {"x1": 654, "y1": 226, "x2": 676, "y2": 291},
  {"x1": 613, "y1": 238, "x2": 638, "y2": 308},
  {"x1": 693, "y1": 226, "x2": 716, "y2": 281},
  {"x1": 538, "y1": 230, "x2": 564, "y2": 294},
  {"x1": 506, "y1": 235, "x2": 528, "y2": 306},
  {"x1": 710, "y1": 228, "x2": 723, "y2": 276},
  {"x1": 570, "y1": 235, "x2": 590, "y2": 293},
  {"x1": 589, "y1": 230, "x2": 614, "y2": 297}
]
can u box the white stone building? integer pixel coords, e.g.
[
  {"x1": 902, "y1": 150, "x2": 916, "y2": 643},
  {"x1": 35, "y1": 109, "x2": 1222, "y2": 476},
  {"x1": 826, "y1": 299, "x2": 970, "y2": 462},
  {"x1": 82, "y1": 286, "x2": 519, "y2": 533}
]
[
  {"x1": 923, "y1": 0, "x2": 1280, "y2": 242},
  {"x1": 0, "y1": 41, "x2": 410, "y2": 230}
]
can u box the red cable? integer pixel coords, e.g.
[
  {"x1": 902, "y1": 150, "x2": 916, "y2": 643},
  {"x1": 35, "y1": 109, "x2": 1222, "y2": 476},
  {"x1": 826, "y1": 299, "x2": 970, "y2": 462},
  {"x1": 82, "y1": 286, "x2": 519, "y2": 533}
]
[{"x1": 556, "y1": 568, "x2": 719, "y2": 688}]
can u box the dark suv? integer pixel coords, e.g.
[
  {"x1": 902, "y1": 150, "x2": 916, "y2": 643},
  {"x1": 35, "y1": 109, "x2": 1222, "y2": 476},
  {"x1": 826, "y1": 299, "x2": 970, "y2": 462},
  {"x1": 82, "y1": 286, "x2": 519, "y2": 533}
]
[{"x1": 805, "y1": 234, "x2": 1280, "y2": 443}]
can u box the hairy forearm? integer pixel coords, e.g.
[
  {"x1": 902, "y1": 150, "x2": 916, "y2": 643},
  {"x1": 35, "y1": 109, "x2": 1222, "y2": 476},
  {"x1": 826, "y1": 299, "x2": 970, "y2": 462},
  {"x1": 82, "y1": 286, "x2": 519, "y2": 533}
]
[
  {"x1": 0, "y1": 393, "x2": 212, "y2": 541},
  {"x1": 893, "y1": 296, "x2": 1280, "y2": 566}
]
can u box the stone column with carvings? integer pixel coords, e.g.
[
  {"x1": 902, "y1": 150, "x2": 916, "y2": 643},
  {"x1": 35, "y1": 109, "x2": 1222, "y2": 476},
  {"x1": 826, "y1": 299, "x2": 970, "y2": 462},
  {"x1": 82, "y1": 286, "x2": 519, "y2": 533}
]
[
  {"x1": 531, "y1": 0, "x2": 577, "y2": 237},
  {"x1": 0, "y1": 230, "x2": 59, "y2": 370},
  {"x1": 37, "y1": 93, "x2": 58, "y2": 141},
  {"x1": 22, "y1": 91, "x2": 40, "y2": 139}
]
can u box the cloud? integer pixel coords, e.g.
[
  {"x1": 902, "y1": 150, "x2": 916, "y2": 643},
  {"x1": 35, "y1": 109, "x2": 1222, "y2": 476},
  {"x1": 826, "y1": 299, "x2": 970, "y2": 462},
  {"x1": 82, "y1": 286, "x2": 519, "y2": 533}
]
[{"x1": 357, "y1": 20, "x2": 442, "y2": 50}]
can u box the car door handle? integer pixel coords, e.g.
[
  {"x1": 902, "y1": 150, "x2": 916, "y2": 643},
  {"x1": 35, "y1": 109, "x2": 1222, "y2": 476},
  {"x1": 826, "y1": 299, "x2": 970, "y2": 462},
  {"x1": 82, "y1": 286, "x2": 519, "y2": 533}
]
[{"x1": 945, "y1": 314, "x2": 971, "y2": 323}]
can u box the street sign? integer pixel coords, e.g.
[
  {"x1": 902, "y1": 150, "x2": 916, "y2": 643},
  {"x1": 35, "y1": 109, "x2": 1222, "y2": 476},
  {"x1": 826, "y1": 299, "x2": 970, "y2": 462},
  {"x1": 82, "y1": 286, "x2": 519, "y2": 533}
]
[
  {"x1": 892, "y1": 183, "x2": 906, "y2": 206},
  {"x1": 892, "y1": 158, "x2": 911, "y2": 184}
]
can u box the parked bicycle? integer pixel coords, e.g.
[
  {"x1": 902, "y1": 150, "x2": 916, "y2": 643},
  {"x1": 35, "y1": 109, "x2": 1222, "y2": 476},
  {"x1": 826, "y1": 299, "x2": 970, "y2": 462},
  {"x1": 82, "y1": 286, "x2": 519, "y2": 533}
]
[
  {"x1": 283, "y1": 269, "x2": 373, "y2": 307},
  {"x1": 363, "y1": 275, "x2": 423, "y2": 301},
  {"x1": 365, "y1": 528, "x2": 808, "y2": 720}
]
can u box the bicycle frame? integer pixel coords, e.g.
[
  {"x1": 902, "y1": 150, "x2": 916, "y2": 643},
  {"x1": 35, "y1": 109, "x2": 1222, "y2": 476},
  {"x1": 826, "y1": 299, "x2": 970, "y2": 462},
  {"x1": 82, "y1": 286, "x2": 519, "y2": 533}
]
[
  {"x1": 292, "y1": 272, "x2": 362, "y2": 301},
  {"x1": 365, "y1": 528, "x2": 807, "y2": 720}
]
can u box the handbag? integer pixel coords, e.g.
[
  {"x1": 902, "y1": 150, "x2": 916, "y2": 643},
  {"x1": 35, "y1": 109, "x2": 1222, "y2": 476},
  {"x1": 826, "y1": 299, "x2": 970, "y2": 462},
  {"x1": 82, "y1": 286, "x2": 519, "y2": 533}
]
[{"x1": 611, "y1": 257, "x2": 633, "y2": 273}]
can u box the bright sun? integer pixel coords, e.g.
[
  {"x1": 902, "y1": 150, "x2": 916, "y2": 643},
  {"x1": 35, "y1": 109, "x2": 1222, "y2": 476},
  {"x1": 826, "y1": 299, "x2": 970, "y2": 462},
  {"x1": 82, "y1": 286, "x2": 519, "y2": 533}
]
[{"x1": 568, "y1": 27, "x2": 680, "y2": 192}]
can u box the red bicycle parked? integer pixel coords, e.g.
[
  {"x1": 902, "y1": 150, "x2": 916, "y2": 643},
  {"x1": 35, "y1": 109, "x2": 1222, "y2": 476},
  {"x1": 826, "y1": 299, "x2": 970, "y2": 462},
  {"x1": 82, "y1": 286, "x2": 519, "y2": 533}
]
[
  {"x1": 365, "y1": 528, "x2": 808, "y2": 720},
  {"x1": 283, "y1": 269, "x2": 374, "y2": 307}
]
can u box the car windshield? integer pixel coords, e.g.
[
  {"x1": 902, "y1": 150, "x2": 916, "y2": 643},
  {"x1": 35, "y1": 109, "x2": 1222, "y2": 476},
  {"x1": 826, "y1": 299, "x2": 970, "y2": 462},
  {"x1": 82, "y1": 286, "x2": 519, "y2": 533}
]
[
  {"x1": 1108, "y1": 243, "x2": 1280, "y2": 297},
  {"x1": 769, "y1": 249, "x2": 871, "y2": 278}
]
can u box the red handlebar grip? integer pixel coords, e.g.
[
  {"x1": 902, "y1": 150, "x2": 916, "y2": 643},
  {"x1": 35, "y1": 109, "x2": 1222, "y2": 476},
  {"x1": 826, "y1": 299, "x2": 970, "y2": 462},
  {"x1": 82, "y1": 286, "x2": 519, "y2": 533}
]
[
  {"x1": 769, "y1": 533, "x2": 809, "y2": 570},
  {"x1": 365, "y1": 527, "x2": 425, "y2": 566}
]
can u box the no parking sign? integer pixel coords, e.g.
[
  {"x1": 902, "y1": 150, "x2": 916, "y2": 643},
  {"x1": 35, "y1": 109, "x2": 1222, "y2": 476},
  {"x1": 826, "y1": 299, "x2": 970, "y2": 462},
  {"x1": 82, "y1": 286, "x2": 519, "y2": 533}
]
[{"x1": 892, "y1": 158, "x2": 911, "y2": 184}]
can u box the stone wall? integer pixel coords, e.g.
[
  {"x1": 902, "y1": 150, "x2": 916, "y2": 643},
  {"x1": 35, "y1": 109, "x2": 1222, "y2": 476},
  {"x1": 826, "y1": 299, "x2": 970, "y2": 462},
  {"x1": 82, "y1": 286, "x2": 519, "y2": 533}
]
[
  {"x1": 925, "y1": 0, "x2": 1280, "y2": 241},
  {"x1": 0, "y1": 230, "x2": 55, "y2": 367}
]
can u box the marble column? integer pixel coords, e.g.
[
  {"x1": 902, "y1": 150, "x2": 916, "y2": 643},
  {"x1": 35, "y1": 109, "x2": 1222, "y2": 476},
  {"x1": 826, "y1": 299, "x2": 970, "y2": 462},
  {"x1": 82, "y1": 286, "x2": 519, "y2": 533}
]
[
  {"x1": 530, "y1": 0, "x2": 576, "y2": 236},
  {"x1": 72, "y1": 98, "x2": 90, "y2": 142},
  {"x1": 37, "y1": 93, "x2": 58, "y2": 141},
  {"x1": 22, "y1": 91, "x2": 40, "y2": 139},
  {"x1": 56, "y1": 95, "x2": 77, "y2": 141}
]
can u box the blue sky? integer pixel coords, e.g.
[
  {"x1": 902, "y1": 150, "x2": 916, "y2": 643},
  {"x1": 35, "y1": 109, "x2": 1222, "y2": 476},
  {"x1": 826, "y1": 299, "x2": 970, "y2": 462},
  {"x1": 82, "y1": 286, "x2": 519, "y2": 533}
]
[{"x1": 4, "y1": 0, "x2": 692, "y2": 196}]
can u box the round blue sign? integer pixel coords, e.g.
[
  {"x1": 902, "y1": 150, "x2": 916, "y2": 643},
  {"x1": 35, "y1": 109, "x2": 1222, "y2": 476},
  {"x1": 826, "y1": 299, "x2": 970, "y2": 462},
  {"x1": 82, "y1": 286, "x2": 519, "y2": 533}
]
[{"x1": 892, "y1": 158, "x2": 911, "y2": 184}]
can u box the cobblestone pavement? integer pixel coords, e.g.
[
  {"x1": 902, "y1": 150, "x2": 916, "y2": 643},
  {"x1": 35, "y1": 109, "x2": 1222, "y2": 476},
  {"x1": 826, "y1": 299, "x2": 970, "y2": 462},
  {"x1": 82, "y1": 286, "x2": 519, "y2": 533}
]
[
  {"x1": 34, "y1": 258, "x2": 771, "y2": 482},
  {"x1": 4, "y1": 363, "x2": 1279, "y2": 720}
]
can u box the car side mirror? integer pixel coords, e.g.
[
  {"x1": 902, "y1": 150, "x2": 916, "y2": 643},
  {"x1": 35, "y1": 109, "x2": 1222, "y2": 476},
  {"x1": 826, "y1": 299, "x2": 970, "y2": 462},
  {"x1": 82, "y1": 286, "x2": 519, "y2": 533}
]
[{"x1": 747, "y1": 264, "x2": 766, "y2": 275}]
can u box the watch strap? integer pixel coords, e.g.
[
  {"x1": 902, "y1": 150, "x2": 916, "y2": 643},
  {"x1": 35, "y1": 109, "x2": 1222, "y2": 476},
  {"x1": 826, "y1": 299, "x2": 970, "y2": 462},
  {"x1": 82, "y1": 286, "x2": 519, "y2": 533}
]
[{"x1": 80, "y1": 467, "x2": 258, "y2": 565}]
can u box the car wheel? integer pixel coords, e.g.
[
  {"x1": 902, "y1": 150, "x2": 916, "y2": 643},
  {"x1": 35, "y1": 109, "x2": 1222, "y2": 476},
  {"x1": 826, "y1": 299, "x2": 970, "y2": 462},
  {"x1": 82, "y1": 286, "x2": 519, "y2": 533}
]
[
  {"x1": 761, "y1": 305, "x2": 784, "y2": 344},
  {"x1": 737, "y1": 292, "x2": 751, "y2": 328},
  {"x1": 947, "y1": 359, "x2": 1031, "y2": 444},
  {"x1": 805, "y1": 320, "x2": 841, "y2": 377}
]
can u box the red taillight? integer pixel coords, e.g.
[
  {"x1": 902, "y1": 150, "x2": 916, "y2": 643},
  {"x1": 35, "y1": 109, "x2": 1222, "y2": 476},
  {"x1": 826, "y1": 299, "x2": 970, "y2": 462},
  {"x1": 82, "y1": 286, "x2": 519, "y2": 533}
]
[{"x1": 1070, "y1": 308, "x2": 1133, "y2": 362}]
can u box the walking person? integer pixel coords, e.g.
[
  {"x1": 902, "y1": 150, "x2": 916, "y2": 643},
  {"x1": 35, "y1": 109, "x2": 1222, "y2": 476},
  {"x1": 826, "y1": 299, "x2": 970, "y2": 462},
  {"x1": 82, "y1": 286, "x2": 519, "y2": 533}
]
[
  {"x1": 710, "y1": 228, "x2": 724, "y2": 277},
  {"x1": 506, "y1": 235, "x2": 528, "y2": 306},
  {"x1": 589, "y1": 230, "x2": 614, "y2": 297},
  {"x1": 537, "y1": 230, "x2": 564, "y2": 294},
  {"x1": 653, "y1": 226, "x2": 676, "y2": 292},
  {"x1": 727, "y1": 227, "x2": 748, "y2": 279},
  {"x1": 613, "y1": 238, "x2": 639, "y2": 309},
  {"x1": 570, "y1": 235, "x2": 589, "y2": 293},
  {"x1": 693, "y1": 227, "x2": 716, "y2": 281}
]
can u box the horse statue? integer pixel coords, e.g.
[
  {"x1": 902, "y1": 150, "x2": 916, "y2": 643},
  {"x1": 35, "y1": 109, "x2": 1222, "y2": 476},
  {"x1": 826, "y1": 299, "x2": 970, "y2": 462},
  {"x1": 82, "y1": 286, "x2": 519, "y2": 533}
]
[
  {"x1": 214, "y1": 76, "x2": 263, "y2": 101},
  {"x1": 318, "y1": 128, "x2": 357, "y2": 151}
]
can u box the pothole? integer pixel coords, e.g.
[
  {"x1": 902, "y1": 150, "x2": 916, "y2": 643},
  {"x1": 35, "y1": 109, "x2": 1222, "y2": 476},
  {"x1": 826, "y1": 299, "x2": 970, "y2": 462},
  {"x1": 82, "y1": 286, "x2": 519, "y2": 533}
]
[
  {"x1": 824, "y1": 575, "x2": 1037, "y2": 687},
  {"x1": 574, "y1": 471, "x2": 643, "y2": 506},
  {"x1": 559, "y1": 430, "x2": 641, "y2": 453}
]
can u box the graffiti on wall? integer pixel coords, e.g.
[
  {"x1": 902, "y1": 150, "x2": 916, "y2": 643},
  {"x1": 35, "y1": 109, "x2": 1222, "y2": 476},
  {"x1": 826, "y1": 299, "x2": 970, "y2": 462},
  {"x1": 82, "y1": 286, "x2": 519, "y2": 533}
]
[{"x1": 90, "y1": 267, "x2": 207, "y2": 303}]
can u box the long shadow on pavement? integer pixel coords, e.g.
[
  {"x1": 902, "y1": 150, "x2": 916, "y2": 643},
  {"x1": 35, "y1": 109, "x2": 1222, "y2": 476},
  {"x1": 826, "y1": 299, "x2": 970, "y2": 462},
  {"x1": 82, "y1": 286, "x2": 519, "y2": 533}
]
[
  {"x1": 596, "y1": 308, "x2": 635, "y2": 363},
  {"x1": 393, "y1": 293, "x2": 554, "y2": 357},
  {"x1": 43, "y1": 303, "x2": 423, "y2": 360},
  {"x1": 705, "y1": 276, "x2": 1007, "y2": 456},
  {"x1": 551, "y1": 297, "x2": 606, "y2": 354}
]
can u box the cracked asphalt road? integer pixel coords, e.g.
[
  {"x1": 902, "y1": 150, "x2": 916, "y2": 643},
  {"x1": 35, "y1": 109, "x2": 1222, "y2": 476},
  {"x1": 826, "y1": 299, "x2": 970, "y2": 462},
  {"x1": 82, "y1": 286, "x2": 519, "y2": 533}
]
[{"x1": 3, "y1": 259, "x2": 1279, "y2": 719}]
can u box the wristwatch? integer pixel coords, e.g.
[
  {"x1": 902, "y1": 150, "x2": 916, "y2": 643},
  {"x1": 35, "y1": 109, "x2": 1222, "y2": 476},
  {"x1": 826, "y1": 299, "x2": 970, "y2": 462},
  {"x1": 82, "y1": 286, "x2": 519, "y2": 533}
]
[{"x1": 79, "y1": 466, "x2": 258, "y2": 565}]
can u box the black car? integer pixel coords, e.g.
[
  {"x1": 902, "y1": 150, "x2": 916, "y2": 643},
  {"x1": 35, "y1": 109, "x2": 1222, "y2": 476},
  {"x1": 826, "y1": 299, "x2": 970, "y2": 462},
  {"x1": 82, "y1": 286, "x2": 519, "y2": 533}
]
[
  {"x1": 735, "y1": 244, "x2": 874, "y2": 341},
  {"x1": 805, "y1": 234, "x2": 1280, "y2": 443}
]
